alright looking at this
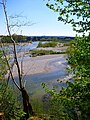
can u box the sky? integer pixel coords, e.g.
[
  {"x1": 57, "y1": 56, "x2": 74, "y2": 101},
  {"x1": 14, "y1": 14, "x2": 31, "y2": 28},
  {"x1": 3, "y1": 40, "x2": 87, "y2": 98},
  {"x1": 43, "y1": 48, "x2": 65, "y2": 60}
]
[{"x1": 0, "y1": 0, "x2": 76, "y2": 36}]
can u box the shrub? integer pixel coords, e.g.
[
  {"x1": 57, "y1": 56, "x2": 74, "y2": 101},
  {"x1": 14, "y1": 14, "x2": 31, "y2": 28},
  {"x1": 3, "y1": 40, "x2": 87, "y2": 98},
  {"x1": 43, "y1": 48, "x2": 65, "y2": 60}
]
[
  {"x1": 37, "y1": 42, "x2": 57, "y2": 48},
  {"x1": 30, "y1": 50, "x2": 64, "y2": 57},
  {"x1": 0, "y1": 82, "x2": 25, "y2": 120}
]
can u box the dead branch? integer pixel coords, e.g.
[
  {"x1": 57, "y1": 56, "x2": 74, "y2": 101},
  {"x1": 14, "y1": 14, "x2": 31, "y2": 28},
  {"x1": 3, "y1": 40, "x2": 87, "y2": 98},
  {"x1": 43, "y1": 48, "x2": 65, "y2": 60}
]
[
  {"x1": 2, "y1": 0, "x2": 34, "y2": 118},
  {"x1": 0, "y1": 41, "x2": 21, "y2": 90},
  {"x1": 7, "y1": 60, "x2": 15, "y2": 83},
  {"x1": 2, "y1": 0, "x2": 23, "y2": 89}
]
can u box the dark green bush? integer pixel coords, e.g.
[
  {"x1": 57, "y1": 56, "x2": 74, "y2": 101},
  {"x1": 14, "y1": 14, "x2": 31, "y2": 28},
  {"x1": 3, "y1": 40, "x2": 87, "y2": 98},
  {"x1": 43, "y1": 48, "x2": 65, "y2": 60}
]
[
  {"x1": 0, "y1": 82, "x2": 25, "y2": 120},
  {"x1": 37, "y1": 42, "x2": 57, "y2": 48},
  {"x1": 30, "y1": 50, "x2": 65, "y2": 57}
]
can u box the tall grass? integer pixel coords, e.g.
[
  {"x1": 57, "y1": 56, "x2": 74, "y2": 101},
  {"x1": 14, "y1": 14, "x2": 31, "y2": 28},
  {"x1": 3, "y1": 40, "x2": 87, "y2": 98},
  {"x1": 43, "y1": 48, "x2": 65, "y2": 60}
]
[{"x1": 37, "y1": 41, "x2": 57, "y2": 48}]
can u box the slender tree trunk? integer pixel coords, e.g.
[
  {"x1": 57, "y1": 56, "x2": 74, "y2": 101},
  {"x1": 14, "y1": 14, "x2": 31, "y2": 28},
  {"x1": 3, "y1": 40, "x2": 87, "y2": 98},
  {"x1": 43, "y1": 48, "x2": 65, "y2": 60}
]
[
  {"x1": 2, "y1": 0, "x2": 34, "y2": 119},
  {"x1": 21, "y1": 88, "x2": 34, "y2": 119}
]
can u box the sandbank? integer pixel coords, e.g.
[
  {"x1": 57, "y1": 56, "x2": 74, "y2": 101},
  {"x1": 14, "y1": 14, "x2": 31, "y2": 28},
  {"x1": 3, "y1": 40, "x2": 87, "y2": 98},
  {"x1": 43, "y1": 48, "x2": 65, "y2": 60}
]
[{"x1": 12, "y1": 54, "x2": 66, "y2": 77}]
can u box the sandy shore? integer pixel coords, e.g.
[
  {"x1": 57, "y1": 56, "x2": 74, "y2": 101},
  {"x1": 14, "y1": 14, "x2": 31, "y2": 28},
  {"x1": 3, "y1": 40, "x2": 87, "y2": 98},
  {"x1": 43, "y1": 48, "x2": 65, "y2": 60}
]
[
  {"x1": 12, "y1": 54, "x2": 66, "y2": 77},
  {"x1": 35, "y1": 46, "x2": 68, "y2": 52}
]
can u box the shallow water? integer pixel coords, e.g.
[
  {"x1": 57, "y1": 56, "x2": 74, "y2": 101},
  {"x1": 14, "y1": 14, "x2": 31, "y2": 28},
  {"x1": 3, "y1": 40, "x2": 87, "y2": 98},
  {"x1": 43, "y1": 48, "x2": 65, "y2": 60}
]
[
  {"x1": 4, "y1": 41, "x2": 39, "y2": 54},
  {"x1": 8, "y1": 42, "x2": 68, "y2": 98},
  {"x1": 10, "y1": 56, "x2": 68, "y2": 99}
]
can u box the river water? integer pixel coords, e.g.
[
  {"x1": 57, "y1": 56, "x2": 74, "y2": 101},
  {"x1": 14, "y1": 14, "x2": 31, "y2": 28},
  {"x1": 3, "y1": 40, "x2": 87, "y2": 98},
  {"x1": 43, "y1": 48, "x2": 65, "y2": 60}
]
[
  {"x1": 5, "y1": 41, "x2": 39, "y2": 54},
  {"x1": 8, "y1": 42, "x2": 68, "y2": 99}
]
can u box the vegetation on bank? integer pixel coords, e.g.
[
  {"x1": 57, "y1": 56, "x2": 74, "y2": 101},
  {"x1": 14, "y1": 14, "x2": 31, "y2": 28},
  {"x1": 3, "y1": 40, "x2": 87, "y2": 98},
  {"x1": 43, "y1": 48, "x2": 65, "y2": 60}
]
[
  {"x1": 37, "y1": 41, "x2": 58, "y2": 48},
  {"x1": 0, "y1": 48, "x2": 25, "y2": 120},
  {"x1": 0, "y1": 34, "x2": 27, "y2": 43},
  {"x1": 37, "y1": 41, "x2": 71, "y2": 48},
  {"x1": 0, "y1": 82, "x2": 25, "y2": 120},
  {"x1": 30, "y1": 49, "x2": 66, "y2": 57},
  {"x1": 0, "y1": 34, "x2": 74, "y2": 43}
]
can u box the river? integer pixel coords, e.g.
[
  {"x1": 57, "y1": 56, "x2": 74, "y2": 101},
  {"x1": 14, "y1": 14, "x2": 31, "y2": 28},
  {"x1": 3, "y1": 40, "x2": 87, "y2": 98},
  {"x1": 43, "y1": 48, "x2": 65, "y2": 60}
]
[{"x1": 8, "y1": 42, "x2": 68, "y2": 99}]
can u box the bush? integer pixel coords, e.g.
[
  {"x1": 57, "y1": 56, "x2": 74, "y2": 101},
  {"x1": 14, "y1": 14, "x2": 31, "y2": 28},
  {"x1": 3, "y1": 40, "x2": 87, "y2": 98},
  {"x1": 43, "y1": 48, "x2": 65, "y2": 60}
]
[
  {"x1": 30, "y1": 50, "x2": 64, "y2": 57},
  {"x1": 0, "y1": 82, "x2": 25, "y2": 120},
  {"x1": 37, "y1": 42, "x2": 57, "y2": 48},
  {"x1": 43, "y1": 36, "x2": 90, "y2": 120}
]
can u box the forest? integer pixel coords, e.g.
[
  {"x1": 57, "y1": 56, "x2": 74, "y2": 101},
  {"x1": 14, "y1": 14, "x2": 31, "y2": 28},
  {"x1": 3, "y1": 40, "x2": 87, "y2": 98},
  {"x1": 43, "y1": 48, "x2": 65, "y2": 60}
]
[{"x1": 0, "y1": 35, "x2": 74, "y2": 43}]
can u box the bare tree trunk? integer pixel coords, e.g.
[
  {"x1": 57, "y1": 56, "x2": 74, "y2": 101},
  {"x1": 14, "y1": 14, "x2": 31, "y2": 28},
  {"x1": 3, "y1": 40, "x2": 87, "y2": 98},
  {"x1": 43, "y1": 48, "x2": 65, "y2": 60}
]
[
  {"x1": 22, "y1": 88, "x2": 34, "y2": 119},
  {"x1": 1, "y1": 0, "x2": 34, "y2": 118}
]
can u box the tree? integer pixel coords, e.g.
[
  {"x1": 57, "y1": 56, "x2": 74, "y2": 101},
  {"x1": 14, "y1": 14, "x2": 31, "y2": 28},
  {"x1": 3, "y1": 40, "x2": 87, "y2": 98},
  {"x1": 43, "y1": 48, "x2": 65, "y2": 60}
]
[
  {"x1": 0, "y1": 41, "x2": 25, "y2": 120},
  {"x1": 0, "y1": 0, "x2": 34, "y2": 119},
  {"x1": 46, "y1": 0, "x2": 90, "y2": 34},
  {"x1": 44, "y1": 0, "x2": 90, "y2": 119},
  {"x1": 67, "y1": 36, "x2": 90, "y2": 78}
]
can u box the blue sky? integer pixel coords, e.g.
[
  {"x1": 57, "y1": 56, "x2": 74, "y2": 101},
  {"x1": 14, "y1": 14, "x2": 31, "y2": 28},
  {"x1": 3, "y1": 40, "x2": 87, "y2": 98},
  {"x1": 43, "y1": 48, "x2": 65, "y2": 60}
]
[{"x1": 0, "y1": 0, "x2": 76, "y2": 36}]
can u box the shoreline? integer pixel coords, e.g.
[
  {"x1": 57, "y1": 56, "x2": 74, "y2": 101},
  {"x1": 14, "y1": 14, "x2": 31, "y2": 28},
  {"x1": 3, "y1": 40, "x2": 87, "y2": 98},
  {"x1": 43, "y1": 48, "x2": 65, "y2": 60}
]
[{"x1": 12, "y1": 54, "x2": 67, "y2": 77}]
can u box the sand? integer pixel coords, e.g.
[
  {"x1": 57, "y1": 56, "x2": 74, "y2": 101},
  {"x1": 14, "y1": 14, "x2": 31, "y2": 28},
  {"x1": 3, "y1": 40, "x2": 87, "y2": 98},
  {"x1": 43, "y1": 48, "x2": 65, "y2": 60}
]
[
  {"x1": 35, "y1": 46, "x2": 68, "y2": 52},
  {"x1": 12, "y1": 54, "x2": 66, "y2": 77}
]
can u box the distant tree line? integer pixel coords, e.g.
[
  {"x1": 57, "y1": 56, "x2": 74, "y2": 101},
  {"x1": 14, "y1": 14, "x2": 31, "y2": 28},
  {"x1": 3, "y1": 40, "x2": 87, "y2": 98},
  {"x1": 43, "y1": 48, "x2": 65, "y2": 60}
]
[
  {"x1": 0, "y1": 34, "x2": 74, "y2": 43},
  {"x1": 28, "y1": 36, "x2": 74, "y2": 42},
  {"x1": 0, "y1": 34, "x2": 28, "y2": 43}
]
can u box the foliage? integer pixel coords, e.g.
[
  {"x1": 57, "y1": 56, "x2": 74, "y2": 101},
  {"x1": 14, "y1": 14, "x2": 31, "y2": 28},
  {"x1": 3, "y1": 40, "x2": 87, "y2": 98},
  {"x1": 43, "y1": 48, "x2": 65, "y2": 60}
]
[
  {"x1": 49, "y1": 97, "x2": 70, "y2": 120},
  {"x1": 1, "y1": 35, "x2": 74, "y2": 43},
  {"x1": 50, "y1": 36, "x2": 90, "y2": 119},
  {"x1": 30, "y1": 49, "x2": 65, "y2": 57},
  {"x1": 44, "y1": 0, "x2": 90, "y2": 119},
  {"x1": 31, "y1": 99, "x2": 44, "y2": 116},
  {"x1": 67, "y1": 36, "x2": 90, "y2": 78},
  {"x1": 0, "y1": 43, "x2": 25, "y2": 120},
  {"x1": 1, "y1": 35, "x2": 27, "y2": 43},
  {"x1": 63, "y1": 42, "x2": 70, "y2": 46},
  {"x1": 46, "y1": 0, "x2": 90, "y2": 34},
  {"x1": 42, "y1": 37, "x2": 90, "y2": 119},
  {"x1": 0, "y1": 82, "x2": 25, "y2": 120},
  {"x1": 37, "y1": 41, "x2": 57, "y2": 48},
  {"x1": 42, "y1": 74, "x2": 90, "y2": 119},
  {"x1": 0, "y1": 50, "x2": 7, "y2": 80}
]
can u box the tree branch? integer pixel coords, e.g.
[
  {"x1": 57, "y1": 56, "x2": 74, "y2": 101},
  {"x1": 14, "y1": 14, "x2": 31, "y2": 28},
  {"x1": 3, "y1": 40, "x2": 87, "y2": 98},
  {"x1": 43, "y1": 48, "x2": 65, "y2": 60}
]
[
  {"x1": 0, "y1": 40, "x2": 21, "y2": 90},
  {"x1": 2, "y1": 0, "x2": 23, "y2": 89}
]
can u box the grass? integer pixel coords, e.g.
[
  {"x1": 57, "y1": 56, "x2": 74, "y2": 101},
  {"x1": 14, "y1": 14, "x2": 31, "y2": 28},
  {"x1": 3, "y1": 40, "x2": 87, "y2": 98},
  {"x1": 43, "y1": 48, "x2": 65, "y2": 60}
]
[
  {"x1": 30, "y1": 50, "x2": 66, "y2": 57},
  {"x1": 37, "y1": 41, "x2": 58, "y2": 48}
]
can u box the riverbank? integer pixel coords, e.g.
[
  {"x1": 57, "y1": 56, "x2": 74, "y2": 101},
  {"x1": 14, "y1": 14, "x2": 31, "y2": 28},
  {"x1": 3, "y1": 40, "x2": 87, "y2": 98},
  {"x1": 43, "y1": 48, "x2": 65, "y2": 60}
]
[
  {"x1": 12, "y1": 54, "x2": 67, "y2": 77},
  {"x1": 35, "y1": 46, "x2": 68, "y2": 52}
]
